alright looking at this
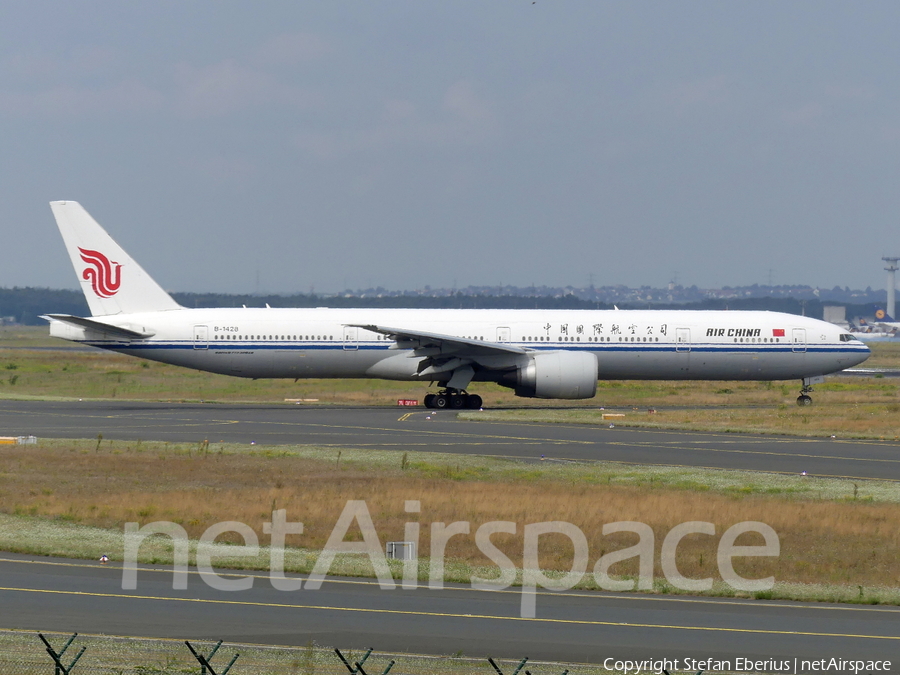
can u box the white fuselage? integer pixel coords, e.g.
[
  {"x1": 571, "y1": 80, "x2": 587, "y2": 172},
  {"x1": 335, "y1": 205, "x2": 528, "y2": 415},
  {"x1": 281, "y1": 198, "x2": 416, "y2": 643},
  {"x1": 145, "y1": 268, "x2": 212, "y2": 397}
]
[{"x1": 49, "y1": 307, "x2": 870, "y2": 387}]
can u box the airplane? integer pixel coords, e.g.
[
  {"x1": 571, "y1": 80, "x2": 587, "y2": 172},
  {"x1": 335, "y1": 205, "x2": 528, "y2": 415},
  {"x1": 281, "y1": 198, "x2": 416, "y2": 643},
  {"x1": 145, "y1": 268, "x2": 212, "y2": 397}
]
[
  {"x1": 44, "y1": 201, "x2": 870, "y2": 408},
  {"x1": 848, "y1": 315, "x2": 900, "y2": 342},
  {"x1": 872, "y1": 307, "x2": 900, "y2": 331}
]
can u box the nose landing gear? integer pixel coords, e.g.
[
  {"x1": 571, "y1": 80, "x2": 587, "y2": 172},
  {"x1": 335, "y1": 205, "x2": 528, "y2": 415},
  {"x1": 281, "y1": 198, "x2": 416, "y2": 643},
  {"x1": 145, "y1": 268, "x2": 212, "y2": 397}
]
[
  {"x1": 423, "y1": 388, "x2": 483, "y2": 410},
  {"x1": 796, "y1": 375, "x2": 824, "y2": 406}
]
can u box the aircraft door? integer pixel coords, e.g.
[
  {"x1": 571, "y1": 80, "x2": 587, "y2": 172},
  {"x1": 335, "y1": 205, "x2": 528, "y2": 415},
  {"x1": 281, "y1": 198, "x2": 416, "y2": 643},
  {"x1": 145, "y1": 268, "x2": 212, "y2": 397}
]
[
  {"x1": 193, "y1": 325, "x2": 208, "y2": 350},
  {"x1": 792, "y1": 328, "x2": 807, "y2": 353},
  {"x1": 343, "y1": 326, "x2": 358, "y2": 351},
  {"x1": 676, "y1": 327, "x2": 691, "y2": 352},
  {"x1": 497, "y1": 327, "x2": 511, "y2": 343}
]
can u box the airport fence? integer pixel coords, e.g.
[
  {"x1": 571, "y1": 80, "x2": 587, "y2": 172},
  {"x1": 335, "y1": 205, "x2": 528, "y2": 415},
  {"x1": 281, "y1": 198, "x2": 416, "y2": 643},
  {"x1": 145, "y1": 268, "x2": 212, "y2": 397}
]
[{"x1": 0, "y1": 631, "x2": 596, "y2": 675}]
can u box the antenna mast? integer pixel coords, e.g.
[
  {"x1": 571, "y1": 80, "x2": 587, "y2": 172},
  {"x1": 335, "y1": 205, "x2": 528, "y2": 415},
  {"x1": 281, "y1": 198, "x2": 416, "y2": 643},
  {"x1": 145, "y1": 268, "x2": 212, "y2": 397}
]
[{"x1": 884, "y1": 256, "x2": 899, "y2": 318}]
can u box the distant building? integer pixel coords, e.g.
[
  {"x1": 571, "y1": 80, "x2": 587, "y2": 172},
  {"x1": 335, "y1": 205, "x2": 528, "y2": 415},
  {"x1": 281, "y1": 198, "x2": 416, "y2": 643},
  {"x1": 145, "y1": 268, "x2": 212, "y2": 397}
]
[{"x1": 823, "y1": 305, "x2": 847, "y2": 328}]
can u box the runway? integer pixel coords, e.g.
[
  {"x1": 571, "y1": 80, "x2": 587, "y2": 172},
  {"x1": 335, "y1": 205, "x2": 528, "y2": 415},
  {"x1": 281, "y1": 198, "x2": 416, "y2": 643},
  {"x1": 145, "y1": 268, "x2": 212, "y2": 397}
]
[
  {"x1": 1, "y1": 553, "x2": 898, "y2": 668},
  {"x1": 1, "y1": 400, "x2": 899, "y2": 480}
]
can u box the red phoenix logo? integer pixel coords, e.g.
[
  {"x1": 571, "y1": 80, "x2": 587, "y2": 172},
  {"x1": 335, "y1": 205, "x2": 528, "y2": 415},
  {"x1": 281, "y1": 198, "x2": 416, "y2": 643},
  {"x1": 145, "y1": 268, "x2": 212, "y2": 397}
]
[{"x1": 79, "y1": 248, "x2": 122, "y2": 298}]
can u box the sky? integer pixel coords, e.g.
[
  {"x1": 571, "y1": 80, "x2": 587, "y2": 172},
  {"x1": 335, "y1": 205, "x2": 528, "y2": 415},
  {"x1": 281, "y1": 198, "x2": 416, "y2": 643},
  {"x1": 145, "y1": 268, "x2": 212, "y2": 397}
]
[{"x1": 2, "y1": 2, "x2": 899, "y2": 295}]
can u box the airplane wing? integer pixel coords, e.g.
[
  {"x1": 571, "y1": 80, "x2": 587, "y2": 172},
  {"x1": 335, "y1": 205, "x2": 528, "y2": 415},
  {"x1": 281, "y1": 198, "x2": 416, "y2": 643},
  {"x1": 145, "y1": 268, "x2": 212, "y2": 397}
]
[
  {"x1": 349, "y1": 324, "x2": 528, "y2": 356},
  {"x1": 348, "y1": 323, "x2": 528, "y2": 385}
]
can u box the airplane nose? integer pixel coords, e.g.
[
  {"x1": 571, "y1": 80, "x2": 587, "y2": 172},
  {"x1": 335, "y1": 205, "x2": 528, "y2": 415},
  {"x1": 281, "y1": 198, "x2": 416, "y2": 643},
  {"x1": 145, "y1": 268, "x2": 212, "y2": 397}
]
[{"x1": 852, "y1": 344, "x2": 871, "y2": 366}]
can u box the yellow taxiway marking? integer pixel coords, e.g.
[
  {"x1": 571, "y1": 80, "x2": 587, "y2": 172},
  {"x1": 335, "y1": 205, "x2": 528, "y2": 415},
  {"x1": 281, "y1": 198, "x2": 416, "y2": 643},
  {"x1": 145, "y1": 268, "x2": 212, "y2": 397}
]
[
  {"x1": 2, "y1": 557, "x2": 899, "y2": 616},
  {"x1": 0, "y1": 585, "x2": 897, "y2": 642}
]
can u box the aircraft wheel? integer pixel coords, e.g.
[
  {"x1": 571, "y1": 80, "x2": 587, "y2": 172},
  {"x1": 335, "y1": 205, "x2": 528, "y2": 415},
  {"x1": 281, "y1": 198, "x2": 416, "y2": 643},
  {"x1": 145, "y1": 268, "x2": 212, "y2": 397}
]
[
  {"x1": 450, "y1": 395, "x2": 466, "y2": 409},
  {"x1": 423, "y1": 394, "x2": 436, "y2": 408},
  {"x1": 796, "y1": 394, "x2": 813, "y2": 406},
  {"x1": 467, "y1": 394, "x2": 483, "y2": 409},
  {"x1": 434, "y1": 395, "x2": 449, "y2": 409}
]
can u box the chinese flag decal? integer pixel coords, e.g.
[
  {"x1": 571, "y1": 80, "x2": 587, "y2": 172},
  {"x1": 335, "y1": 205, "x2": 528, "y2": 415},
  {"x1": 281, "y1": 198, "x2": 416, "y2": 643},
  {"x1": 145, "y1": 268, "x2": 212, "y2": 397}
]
[{"x1": 772, "y1": 329, "x2": 785, "y2": 337}]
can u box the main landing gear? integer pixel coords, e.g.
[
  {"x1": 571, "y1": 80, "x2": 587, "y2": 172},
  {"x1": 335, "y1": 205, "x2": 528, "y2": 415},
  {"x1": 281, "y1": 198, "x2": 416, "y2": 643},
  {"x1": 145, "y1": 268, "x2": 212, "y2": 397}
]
[{"x1": 423, "y1": 388, "x2": 483, "y2": 410}]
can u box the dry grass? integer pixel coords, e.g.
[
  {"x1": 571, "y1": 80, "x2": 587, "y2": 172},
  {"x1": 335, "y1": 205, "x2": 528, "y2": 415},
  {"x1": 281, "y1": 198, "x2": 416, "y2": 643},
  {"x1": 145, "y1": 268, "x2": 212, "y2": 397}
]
[
  {"x1": 2, "y1": 442, "x2": 899, "y2": 593},
  {"x1": 862, "y1": 340, "x2": 900, "y2": 368}
]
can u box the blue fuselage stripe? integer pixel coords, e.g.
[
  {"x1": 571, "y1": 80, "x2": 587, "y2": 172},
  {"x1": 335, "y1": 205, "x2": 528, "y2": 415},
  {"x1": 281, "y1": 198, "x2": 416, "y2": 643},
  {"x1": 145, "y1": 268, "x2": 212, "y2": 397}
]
[{"x1": 82, "y1": 341, "x2": 867, "y2": 356}]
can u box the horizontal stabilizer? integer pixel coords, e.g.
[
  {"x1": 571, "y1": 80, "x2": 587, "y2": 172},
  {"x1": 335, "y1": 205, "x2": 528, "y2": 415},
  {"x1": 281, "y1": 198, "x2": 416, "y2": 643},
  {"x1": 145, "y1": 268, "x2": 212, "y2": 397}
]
[{"x1": 41, "y1": 314, "x2": 154, "y2": 340}]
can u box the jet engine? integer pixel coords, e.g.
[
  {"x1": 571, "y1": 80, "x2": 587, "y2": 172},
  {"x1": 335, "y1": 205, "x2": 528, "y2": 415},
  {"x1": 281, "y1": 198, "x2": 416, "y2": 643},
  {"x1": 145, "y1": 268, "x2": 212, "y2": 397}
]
[{"x1": 511, "y1": 350, "x2": 598, "y2": 399}]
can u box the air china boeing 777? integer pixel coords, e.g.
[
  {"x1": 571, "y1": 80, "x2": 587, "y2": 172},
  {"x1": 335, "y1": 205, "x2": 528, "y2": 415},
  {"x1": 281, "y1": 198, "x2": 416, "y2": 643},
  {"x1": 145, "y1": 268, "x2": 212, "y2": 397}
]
[{"x1": 44, "y1": 201, "x2": 869, "y2": 408}]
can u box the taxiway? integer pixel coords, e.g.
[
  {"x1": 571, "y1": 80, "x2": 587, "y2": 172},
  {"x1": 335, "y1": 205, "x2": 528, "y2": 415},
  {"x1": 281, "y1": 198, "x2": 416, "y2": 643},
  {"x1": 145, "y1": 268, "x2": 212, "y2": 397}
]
[{"x1": 0, "y1": 400, "x2": 898, "y2": 480}]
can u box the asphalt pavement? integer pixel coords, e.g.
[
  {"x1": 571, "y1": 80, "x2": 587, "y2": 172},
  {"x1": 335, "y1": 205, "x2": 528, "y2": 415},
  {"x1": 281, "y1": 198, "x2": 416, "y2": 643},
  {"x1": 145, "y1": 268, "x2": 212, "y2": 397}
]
[
  {"x1": 0, "y1": 400, "x2": 898, "y2": 480},
  {"x1": 0, "y1": 554, "x2": 897, "y2": 668}
]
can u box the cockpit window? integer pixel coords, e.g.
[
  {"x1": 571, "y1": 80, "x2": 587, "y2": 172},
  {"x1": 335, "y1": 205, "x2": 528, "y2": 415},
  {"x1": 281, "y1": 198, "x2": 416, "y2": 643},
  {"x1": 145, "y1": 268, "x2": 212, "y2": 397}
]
[{"x1": 839, "y1": 334, "x2": 857, "y2": 342}]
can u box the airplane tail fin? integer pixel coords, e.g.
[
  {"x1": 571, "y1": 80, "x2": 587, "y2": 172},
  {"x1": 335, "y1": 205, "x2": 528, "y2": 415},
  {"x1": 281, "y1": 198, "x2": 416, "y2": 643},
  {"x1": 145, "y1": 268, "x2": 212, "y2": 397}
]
[
  {"x1": 875, "y1": 307, "x2": 896, "y2": 322},
  {"x1": 50, "y1": 201, "x2": 182, "y2": 316}
]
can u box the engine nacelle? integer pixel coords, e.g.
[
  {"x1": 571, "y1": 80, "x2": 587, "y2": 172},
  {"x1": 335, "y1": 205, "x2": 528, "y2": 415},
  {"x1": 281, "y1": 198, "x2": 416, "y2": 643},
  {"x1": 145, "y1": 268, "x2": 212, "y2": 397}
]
[{"x1": 514, "y1": 350, "x2": 598, "y2": 399}]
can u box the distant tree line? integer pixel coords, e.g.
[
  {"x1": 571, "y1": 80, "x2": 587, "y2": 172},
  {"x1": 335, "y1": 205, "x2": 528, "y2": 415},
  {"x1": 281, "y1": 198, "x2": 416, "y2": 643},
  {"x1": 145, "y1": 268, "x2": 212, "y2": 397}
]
[
  {"x1": 0, "y1": 288, "x2": 89, "y2": 325},
  {"x1": 0, "y1": 286, "x2": 881, "y2": 326}
]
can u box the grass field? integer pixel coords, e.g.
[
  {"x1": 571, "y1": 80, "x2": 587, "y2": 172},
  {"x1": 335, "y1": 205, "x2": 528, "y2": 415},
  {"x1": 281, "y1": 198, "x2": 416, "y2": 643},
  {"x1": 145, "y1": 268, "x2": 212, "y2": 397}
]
[{"x1": 1, "y1": 440, "x2": 899, "y2": 605}]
